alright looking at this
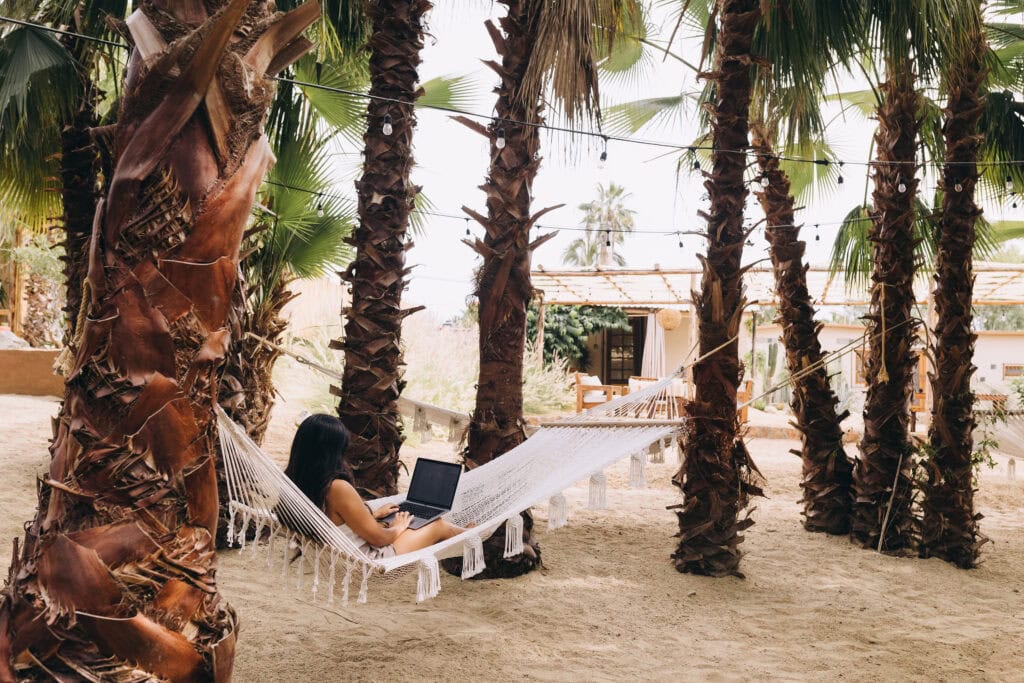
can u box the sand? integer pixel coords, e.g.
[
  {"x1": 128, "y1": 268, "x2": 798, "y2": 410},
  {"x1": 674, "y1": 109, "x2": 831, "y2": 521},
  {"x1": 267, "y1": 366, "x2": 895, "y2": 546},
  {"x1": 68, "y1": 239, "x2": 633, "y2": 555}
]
[{"x1": 1, "y1": 391, "x2": 1022, "y2": 681}]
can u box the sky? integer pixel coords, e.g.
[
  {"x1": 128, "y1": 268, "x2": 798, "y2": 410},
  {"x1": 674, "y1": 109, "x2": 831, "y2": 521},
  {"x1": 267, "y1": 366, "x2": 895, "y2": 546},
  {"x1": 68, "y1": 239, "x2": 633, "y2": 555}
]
[{"x1": 336, "y1": 3, "x2": 1023, "y2": 319}]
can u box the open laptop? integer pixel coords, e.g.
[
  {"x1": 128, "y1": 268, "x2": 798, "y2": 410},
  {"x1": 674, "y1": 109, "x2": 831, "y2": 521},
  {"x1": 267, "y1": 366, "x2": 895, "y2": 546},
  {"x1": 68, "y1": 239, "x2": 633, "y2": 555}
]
[{"x1": 381, "y1": 458, "x2": 462, "y2": 530}]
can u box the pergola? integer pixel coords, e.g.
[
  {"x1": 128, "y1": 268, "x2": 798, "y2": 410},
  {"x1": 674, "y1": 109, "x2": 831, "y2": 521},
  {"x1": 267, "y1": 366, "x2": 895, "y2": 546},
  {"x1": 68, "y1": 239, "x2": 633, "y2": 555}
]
[{"x1": 530, "y1": 262, "x2": 1024, "y2": 308}]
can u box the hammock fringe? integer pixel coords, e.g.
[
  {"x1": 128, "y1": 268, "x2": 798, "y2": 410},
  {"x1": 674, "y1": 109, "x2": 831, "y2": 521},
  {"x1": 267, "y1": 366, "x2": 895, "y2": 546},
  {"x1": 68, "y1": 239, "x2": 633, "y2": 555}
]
[{"x1": 504, "y1": 515, "x2": 525, "y2": 558}]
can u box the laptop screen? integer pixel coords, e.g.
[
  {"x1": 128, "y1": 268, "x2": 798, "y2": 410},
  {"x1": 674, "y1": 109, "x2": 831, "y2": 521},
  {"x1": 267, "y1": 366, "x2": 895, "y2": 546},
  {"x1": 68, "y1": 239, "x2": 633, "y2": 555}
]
[{"x1": 407, "y1": 458, "x2": 462, "y2": 509}]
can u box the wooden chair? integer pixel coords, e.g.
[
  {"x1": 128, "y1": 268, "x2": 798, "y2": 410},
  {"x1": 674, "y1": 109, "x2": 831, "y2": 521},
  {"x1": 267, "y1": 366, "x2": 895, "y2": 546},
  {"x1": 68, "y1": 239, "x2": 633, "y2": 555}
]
[
  {"x1": 574, "y1": 372, "x2": 625, "y2": 413},
  {"x1": 737, "y1": 379, "x2": 753, "y2": 424}
]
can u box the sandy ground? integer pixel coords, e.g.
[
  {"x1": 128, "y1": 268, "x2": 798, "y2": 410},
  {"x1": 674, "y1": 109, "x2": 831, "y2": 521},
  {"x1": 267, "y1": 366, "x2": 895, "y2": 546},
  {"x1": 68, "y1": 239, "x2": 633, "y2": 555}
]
[{"x1": 1, "y1": 390, "x2": 1022, "y2": 682}]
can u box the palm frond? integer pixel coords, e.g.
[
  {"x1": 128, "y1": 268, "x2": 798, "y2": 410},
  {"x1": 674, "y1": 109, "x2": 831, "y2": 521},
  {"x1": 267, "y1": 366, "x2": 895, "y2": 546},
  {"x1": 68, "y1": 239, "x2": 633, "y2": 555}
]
[
  {"x1": 603, "y1": 93, "x2": 691, "y2": 135},
  {"x1": 418, "y1": 74, "x2": 478, "y2": 111}
]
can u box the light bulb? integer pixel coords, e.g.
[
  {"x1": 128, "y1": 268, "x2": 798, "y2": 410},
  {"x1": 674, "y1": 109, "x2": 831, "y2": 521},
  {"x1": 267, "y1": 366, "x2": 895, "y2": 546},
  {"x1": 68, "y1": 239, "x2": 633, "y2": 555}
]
[
  {"x1": 1007, "y1": 175, "x2": 1014, "y2": 191},
  {"x1": 760, "y1": 174, "x2": 770, "y2": 188},
  {"x1": 465, "y1": 220, "x2": 471, "y2": 236},
  {"x1": 382, "y1": 114, "x2": 393, "y2": 136},
  {"x1": 815, "y1": 225, "x2": 820, "y2": 242},
  {"x1": 598, "y1": 150, "x2": 608, "y2": 169},
  {"x1": 693, "y1": 160, "x2": 701, "y2": 171},
  {"x1": 495, "y1": 128, "x2": 506, "y2": 149},
  {"x1": 605, "y1": 231, "x2": 611, "y2": 248},
  {"x1": 898, "y1": 182, "x2": 907, "y2": 193},
  {"x1": 316, "y1": 202, "x2": 324, "y2": 218},
  {"x1": 837, "y1": 175, "x2": 844, "y2": 185},
  {"x1": 678, "y1": 238, "x2": 684, "y2": 248},
  {"x1": 955, "y1": 183, "x2": 963, "y2": 192}
]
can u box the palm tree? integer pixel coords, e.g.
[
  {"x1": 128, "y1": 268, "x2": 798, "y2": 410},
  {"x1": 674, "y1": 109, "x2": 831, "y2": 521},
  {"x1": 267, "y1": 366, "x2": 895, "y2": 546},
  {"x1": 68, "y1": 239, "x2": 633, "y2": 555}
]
[
  {"x1": 665, "y1": 0, "x2": 763, "y2": 577},
  {"x1": 0, "y1": 1, "x2": 316, "y2": 677},
  {"x1": 447, "y1": 0, "x2": 636, "y2": 577},
  {"x1": 606, "y1": 0, "x2": 862, "y2": 537},
  {"x1": 0, "y1": 4, "x2": 126, "y2": 337},
  {"x1": 336, "y1": 0, "x2": 433, "y2": 497},
  {"x1": 918, "y1": 3, "x2": 993, "y2": 568},
  {"x1": 848, "y1": 2, "x2": 982, "y2": 552},
  {"x1": 563, "y1": 182, "x2": 636, "y2": 267}
]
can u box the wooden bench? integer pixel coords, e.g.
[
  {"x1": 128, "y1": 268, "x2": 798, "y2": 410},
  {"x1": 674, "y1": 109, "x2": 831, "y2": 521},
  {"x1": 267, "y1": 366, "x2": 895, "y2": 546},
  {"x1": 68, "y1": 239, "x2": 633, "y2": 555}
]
[{"x1": 574, "y1": 372, "x2": 626, "y2": 413}]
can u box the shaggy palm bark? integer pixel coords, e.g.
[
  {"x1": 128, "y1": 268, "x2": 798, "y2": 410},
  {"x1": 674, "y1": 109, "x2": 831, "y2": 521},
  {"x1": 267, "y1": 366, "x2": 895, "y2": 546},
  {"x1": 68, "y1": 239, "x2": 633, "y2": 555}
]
[
  {"x1": 444, "y1": 0, "x2": 554, "y2": 578},
  {"x1": 336, "y1": 0, "x2": 430, "y2": 497},
  {"x1": 0, "y1": 2, "x2": 316, "y2": 679},
  {"x1": 671, "y1": 0, "x2": 763, "y2": 577},
  {"x1": 751, "y1": 126, "x2": 853, "y2": 535},
  {"x1": 850, "y1": 64, "x2": 921, "y2": 552},
  {"x1": 59, "y1": 99, "x2": 98, "y2": 338},
  {"x1": 221, "y1": 279, "x2": 292, "y2": 444},
  {"x1": 920, "y1": 42, "x2": 987, "y2": 568},
  {"x1": 20, "y1": 270, "x2": 62, "y2": 347}
]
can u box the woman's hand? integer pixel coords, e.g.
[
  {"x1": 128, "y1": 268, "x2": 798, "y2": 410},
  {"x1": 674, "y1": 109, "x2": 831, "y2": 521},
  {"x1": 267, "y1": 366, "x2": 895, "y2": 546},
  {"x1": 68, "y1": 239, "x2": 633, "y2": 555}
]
[
  {"x1": 389, "y1": 511, "x2": 412, "y2": 534},
  {"x1": 373, "y1": 503, "x2": 399, "y2": 520}
]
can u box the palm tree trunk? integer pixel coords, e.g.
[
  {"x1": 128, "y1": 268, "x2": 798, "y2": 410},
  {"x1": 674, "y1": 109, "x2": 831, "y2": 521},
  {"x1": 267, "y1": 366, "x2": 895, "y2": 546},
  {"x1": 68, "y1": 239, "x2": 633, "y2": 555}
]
[
  {"x1": 671, "y1": 0, "x2": 763, "y2": 577},
  {"x1": 919, "y1": 36, "x2": 987, "y2": 567},
  {"x1": 751, "y1": 125, "x2": 853, "y2": 534},
  {"x1": 850, "y1": 62, "x2": 920, "y2": 551},
  {"x1": 445, "y1": 0, "x2": 555, "y2": 577},
  {"x1": 0, "y1": 2, "x2": 315, "y2": 678},
  {"x1": 59, "y1": 99, "x2": 98, "y2": 339},
  {"x1": 336, "y1": 0, "x2": 431, "y2": 498}
]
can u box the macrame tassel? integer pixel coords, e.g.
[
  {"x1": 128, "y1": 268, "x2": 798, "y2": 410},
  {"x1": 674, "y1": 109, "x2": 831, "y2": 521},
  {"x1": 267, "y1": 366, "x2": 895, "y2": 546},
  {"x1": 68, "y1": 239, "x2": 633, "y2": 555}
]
[
  {"x1": 250, "y1": 516, "x2": 266, "y2": 556},
  {"x1": 341, "y1": 558, "x2": 353, "y2": 606},
  {"x1": 238, "y1": 508, "x2": 251, "y2": 550},
  {"x1": 548, "y1": 493, "x2": 568, "y2": 530},
  {"x1": 588, "y1": 472, "x2": 607, "y2": 510},
  {"x1": 226, "y1": 502, "x2": 238, "y2": 547},
  {"x1": 503, "y1": 515, "x2": 524, "y2": 558},
  {"x1": 312, "y1": 545, "x2": 324, "y2": 600},
  {"x1": 461, "y1": 535, "x2": 486, "y2": 579},
  {"x1": 327, "y1": 550, "x2": 338, "y2": 606},
  {"x1": 416, "y1": 556, "x2": 441, "y2": 603},
  {"x1": 629, "y1": 451, "x2": 647, "y2": 489},
  {"x1": 649, "y1": 440, "x2": 665, "y2": 465},
  {"x1": 357, "y1": 562, "x2": 371, "y2": 604},
  {"x1": 281, "y1": 533, "x2": 293, "y2": 577}
]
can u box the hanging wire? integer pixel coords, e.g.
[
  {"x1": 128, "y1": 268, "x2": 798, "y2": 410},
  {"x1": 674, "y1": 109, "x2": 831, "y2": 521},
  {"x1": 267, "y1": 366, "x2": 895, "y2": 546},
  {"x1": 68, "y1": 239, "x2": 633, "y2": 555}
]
[{"x1": 3, "y1": 15, "x2": 1024, "y2": 170}]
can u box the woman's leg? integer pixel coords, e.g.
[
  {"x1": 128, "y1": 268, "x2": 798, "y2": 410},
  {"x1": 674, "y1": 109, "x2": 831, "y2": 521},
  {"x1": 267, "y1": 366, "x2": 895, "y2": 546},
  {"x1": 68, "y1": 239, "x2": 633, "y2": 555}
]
[{"x1": 392, "y1": 519, "x2": 466, "y2": 555}]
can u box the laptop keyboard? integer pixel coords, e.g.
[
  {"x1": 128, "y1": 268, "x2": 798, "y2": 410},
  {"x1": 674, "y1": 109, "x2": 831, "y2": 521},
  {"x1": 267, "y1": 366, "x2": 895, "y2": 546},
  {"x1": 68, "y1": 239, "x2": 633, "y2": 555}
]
[{"x1": 400, "y1": 502, "x2": 442, "y2": 519}]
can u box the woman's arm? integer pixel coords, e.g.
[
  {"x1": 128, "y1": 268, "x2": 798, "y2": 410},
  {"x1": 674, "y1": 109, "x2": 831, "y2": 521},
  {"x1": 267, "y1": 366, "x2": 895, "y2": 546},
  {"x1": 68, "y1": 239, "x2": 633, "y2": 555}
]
[{"x1": 326, "y1": 481, "x2": 408, "y2": 547}]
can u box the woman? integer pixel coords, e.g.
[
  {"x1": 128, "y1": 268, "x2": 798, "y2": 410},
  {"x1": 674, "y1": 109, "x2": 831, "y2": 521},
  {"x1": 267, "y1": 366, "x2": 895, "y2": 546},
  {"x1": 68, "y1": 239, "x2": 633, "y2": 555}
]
[{"x1": 284, "y1": 413, "x2": 470, "y2": 558}]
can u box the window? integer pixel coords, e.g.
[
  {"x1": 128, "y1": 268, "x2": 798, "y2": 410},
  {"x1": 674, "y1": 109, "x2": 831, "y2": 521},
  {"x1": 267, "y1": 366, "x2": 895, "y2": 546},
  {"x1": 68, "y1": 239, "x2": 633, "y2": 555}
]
[
  {"x1": 1003, "y1": 364, "x2": 1024, "y2": 379},
  {"x1": 605, "y1": 316, "x2": 647, "y2": 384}
]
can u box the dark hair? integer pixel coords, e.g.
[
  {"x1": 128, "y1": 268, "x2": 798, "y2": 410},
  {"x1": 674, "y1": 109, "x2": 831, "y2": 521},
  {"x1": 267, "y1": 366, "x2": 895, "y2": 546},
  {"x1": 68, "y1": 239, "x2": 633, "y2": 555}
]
[{"x1": 284, "y1": 414, "x2": 354, "y2": 511}]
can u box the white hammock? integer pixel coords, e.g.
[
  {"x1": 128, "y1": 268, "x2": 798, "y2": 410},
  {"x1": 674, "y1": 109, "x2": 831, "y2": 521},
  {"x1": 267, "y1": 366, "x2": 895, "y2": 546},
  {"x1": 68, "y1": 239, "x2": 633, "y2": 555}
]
[{"x1": 217, "y1": 373, "x2": 687, "y2": 604}]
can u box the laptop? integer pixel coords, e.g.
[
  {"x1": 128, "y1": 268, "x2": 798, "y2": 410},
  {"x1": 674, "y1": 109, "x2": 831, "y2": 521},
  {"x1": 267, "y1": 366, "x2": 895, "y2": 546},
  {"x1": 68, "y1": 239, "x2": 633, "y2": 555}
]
[{"x1": 381, "y1": 458, "x2": 462, "y2": 530}]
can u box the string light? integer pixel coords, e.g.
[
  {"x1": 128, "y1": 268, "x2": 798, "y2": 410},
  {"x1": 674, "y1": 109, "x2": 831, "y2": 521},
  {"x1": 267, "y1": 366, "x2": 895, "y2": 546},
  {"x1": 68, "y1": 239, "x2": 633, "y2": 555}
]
[
  {"x1": 464, "y1": 218, "x2": 471, "y2": 236},
  {"x1": 955, "y1": 183, "x2": 963, "y2": 192},
  {"x1": 1006, "y1": 175, "x2": 1014, "y2": 192},
  {"x1": 495, "y1": 127, "x2": 506, "y2": 150},
  {"x1": 760, "y1": 172, "x2": 770, "y2": 188},
  {"x1": 837, "y1": 161, "x2": 845, "y2": 185},
  {"x1": 898, "y1": 181, "x2": 907, "y2": 193},
  {"x1": 263, "y1": 181, "x2": 947, "y2": 237},
  {"x1": 9, "y1": 13, "x2": 1024, "y2": 175},
  {"x1": 316, "y1": 200, "x2": 324, "y2": 218},
  {"x1": 381, "y1": 114, "x2": 393, "y2": 136},
  {"x1": 815, "y1": 224, "x2": 820, "y2": 241},
  {"x1": 605, "y1": 230, "x2": 612, "y2": 248},
  {"x1": 598, "y1": 135, "x2": 608, "y2": 169}
]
